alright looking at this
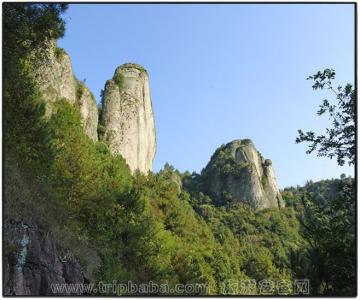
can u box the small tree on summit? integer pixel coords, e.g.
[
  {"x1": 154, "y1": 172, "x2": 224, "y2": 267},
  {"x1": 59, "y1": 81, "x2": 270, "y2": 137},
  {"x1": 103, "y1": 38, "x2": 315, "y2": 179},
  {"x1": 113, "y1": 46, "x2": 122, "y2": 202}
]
[{"x1": 296, "y1": 68, "x2": 355, "y2": 166}]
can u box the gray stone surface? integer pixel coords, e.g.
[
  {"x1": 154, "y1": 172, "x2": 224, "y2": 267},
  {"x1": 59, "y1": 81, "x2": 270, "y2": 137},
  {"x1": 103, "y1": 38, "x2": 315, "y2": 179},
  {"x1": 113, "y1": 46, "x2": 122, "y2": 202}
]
[
  {"x1": 32, "y1": 40, "x2": 76, "y2": 112},
  {"x1": 101, "y1": 63, "x2": 156, "y2": 173},
  {"x1": 3, "y1": 222, "x2": 86, "y2": 296},
  {"x1": 31, "y1": 39, "x2": 98, "y2": 142},
  {"x1": 77, "y1": 84, "x2": 99, "y2": 142},
  {"x1": 201, "y1": 139, "x2": 284, "y2": 209}
]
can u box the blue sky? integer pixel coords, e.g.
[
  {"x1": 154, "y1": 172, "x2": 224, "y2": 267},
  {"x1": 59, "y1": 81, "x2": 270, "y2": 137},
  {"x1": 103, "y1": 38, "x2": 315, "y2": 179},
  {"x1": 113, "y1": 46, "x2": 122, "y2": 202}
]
[{"x1": 58, "y1": 4, "x2": 355, "y2": 188}]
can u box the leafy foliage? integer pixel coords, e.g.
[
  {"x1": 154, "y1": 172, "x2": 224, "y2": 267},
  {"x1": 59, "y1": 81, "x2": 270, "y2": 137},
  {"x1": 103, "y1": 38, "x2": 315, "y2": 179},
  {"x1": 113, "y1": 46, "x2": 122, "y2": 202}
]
[
  {"x1": 296, "y1": 69, "x2": 355, "y2": 166},
  {"x1": 283, "y1": 177, "x2": 356, "y2": 296},
  {"x1": 113, "y1": 72, "x2": 125, "y2": 90},
  {"x1": 3, "y1": 3, "x2": 68, "y2": 173}
]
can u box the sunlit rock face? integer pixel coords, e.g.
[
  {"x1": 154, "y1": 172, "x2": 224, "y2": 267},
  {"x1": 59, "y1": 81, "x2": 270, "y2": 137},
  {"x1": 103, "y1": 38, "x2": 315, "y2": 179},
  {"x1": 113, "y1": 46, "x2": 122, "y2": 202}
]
[
  {"x1": 101, "y1": 63, "x2": 156, "y2": 173},
  {"x1": 31, "y1": 40, "x2": 98, "y2": 142},
  {"x1": 200, "y1": 139, "x2": 284, "y2": 209},
  {"x1": 77, "y1": 84, "x2": 99, "y2": 142},
  {"x1": 31, "y1": 40, "x2": 76, "y2": 109}
]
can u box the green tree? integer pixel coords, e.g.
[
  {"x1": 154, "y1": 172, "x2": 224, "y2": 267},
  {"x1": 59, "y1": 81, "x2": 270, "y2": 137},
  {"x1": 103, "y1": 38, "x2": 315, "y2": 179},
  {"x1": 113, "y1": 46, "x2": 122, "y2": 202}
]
[
  {"x1": 298, "y1": 178, "x2": 355, "y2": 295},
  {"x1": 282, "y1": 177, "x2": 356, "y2": 296},
  {"x1": 296, "y1": 69, "x2": 355, "y2": 166},
  {"x1": 3, "y1": 3, "x2": 68, "y2": 172}
]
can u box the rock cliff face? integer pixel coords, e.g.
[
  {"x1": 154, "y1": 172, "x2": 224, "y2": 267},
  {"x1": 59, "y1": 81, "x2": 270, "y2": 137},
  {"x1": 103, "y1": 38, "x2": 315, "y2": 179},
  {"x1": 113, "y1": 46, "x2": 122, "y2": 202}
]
[
  {"x1": 200, "y1": 139, "x2": 284, "y2": 209},
  {"x1": 77, "y1": 83, "x2": 99, "y2": 142},
  {"x1": 101, "y1": 63, "x2": 156, "y2": 173},
  {"x1": 31, "y1": 42, "x2": 157, "y2": 172},
  {"x1": 3, "y1": 222, "x2": 86, "y2": 296},
  {"x1": 32, "y1": 40, "x2": 98, "y2": 142}
]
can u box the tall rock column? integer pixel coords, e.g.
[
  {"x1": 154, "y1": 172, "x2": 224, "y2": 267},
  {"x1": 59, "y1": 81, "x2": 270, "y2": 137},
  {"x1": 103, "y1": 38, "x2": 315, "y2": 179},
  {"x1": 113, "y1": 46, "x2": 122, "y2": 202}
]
[{"x1": 101, "y1": 63, "x2": 156, "y2": 173}]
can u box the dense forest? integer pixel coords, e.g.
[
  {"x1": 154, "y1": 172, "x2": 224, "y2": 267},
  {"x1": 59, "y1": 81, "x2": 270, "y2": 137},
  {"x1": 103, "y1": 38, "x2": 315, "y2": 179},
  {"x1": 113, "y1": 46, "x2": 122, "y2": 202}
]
[{"x1": 3, "y1": 4, "x2": 356, "y2": 296}]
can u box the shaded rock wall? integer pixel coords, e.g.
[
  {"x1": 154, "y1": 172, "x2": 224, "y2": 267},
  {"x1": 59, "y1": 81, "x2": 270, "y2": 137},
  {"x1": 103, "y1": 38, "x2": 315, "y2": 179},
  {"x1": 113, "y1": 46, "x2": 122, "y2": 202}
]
[{"x1": 3, "y1": 222, "x2": 86, "y2": 296}]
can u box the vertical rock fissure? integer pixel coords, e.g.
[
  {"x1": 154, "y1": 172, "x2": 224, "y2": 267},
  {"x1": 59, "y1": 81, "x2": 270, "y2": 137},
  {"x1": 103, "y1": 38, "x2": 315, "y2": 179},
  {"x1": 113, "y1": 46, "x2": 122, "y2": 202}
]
[
  {"x1": 14, "y1": 224, "x2": 30, "y2": 295},
  {"x1": 16, "y1": 224, "x2": 30, "y2": 272}
]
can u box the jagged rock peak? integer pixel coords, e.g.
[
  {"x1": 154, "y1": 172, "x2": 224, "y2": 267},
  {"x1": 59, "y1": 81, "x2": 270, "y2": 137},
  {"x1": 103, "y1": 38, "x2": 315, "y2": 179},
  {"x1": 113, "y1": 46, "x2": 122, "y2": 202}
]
[
  {"x1": 201, "y1": 139, "x2": 284, "y2": 209},
  {"x1": 31, "y1": 39, "x2": 98, "y2": 142},
  {"x1": 101, "y1": 63, "x2": 156, "y2": 173}
]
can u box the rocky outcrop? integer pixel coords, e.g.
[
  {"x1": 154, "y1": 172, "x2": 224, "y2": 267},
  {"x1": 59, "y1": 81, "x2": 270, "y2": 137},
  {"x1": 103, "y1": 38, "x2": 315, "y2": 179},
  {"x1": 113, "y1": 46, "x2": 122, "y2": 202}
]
[
  {"x1": 101, "y1": 63, "x2": 156, "y2": 173},
  {"x1": 31, "y1": 40, "x2": 98, "y2": 142},
  {"x1": 3, "y1": 222, "x2": 86, "y2": 296},
  {"x1": 32, "y1": 40, "x2": 76, "y2": 110},
  {"x1": 77, "y1": 83, "x2": 99, "y2": 142},
  {"x1": 199, "y1": 139, "x2": 284, "y2": 209},
  {"x1": 31, "y1": 42, "x2": 157, "y2": 163}
]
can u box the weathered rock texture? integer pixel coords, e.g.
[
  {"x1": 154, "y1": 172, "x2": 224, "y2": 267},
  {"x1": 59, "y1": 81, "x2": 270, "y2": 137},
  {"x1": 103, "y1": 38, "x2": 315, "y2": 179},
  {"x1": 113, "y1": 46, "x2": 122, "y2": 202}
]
[
  {"x1": 200, "y1": 139, "x2": 284, "y2": 209},
  {"x1": 101, "y1": 63, "x2": 156, "y2": 173},
  {"x1": 31, "y1": 40, "x2": 98, "y2": 142},
  {"x1": 3, "y1": 222, "x2": 86, "y2": 296},
  {"x1": 77, "y1": 84, "x2": 99, "y2": 142}
]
